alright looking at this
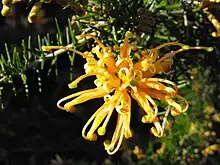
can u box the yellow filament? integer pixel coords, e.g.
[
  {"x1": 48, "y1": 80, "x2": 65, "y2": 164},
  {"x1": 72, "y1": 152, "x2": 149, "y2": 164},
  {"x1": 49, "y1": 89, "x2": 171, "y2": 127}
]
[
  {"x1": 107, "y1": 123, "x2": 125, "y2": 155},
  {"x1": 140, "y1": 88, "x2": 186, "y2": 116},
  {"x1": 80, "y1": 34, "x2": 106, "y2": 49},
  {"x1": 82, "y1": 91, "x2": 121, "y2": 139},
  {"x1": 143, "y1": 81, "x2": 176, "y2": 95},
  {"x1": 154, "y1": 42, "x2": 185, "y2": 50},
  {"x1": 145, "y1": 94, "x2": 158, "y2": 117},
  {"x1": 150, "y1": 117, "x2": 163, "y2": 137},
  {"x1": 92, "y1": 45, "x2": 103, "y2": 59},
  {"x1": 146, "y1": 78, "x2": 178, "y2": 94},
  {"x1": 131, "y1": 87, "x2": 154, "y2": 122},
  {"x1": 170, "y1": 95, "x2": 189, "y2": 116},
  {"x1": 63, "y1": 88, "x2": 108, "y2": 110},
  {"x1": 68, "y1": 72, "x2": 107, "y2": 89},
  {"x1": 86, "y1": 109, "x2": 109, "y2": 138},
  {"x1": 115, "y1": 90, "x2": 129, "y2": 115},
  {"x1": 101, "y1": 91, "x2": 123, "y2": 129},
  {"x1": 157, "y1": 46, "x2": 213, "y2": 65},
  {"x1": 122, "y1": 92, "x2": 132, "y2": 138},
  {"x1": 82, "y1": 103, "x2": 110, "y2": 140},
  {"x1": 104, "y1": 115, "x2": 125, "y2": 155},
  {"x1": 120, "y1": 32, "x2": 130, "y2": 58},
  {"x1": 57, "y1": 87, "x2": 105, "y2": 111}
]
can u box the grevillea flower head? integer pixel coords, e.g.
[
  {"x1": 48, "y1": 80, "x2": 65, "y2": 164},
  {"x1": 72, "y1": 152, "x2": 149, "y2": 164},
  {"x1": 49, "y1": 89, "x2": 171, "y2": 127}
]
[{"x1": 42, "y1": 31, "x2": 213, "y2": 155}]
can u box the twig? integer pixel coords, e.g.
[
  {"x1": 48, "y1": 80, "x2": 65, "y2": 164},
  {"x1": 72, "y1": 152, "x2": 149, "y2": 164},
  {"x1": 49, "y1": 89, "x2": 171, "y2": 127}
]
[
  {"x1": 0, "y1": 76, "x2": 7, "y2": 82},
  {"x1": 162, "y1": 105, "x2": 171, "y2": 131}
]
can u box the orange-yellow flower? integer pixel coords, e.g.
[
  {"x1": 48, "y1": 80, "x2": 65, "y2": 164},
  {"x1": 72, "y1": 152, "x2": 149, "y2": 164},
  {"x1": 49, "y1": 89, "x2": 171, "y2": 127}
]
[
  {"x1": 42, "y1": 31, "x2": 212, "y2": 154},
  {"x1": 202, "y1": 144, "x2": 220, "y2": 157},
  {"x1": 200, "y1": 0, "x2": 220, "y2": 37}
]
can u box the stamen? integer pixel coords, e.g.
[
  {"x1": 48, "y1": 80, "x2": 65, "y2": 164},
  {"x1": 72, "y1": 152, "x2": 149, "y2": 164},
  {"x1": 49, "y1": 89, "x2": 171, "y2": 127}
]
[
  {"x1": 165, "y1": 96, "x2": 182, "y2": 115},
  {"x1": 145, "y1": 94, "x2": 158, "y2": 117},
  {"x1": 42, "y1": 46, "x2": 88, "y2": 58},
  {"x1": 63, "y1": 88, "x2": 109, "y2": 110},
  {"x1": 119, "y1": 31, "x2": 133, "y2": 59},
  {"x1": 157, "y1": 46, "x2": 213, "y2": 64},
  {"x1": 150, "y1": 117, "x2": 163, "y2": 137},
  {"x1": 170, "y1": 95, "x2": 189, "y2": 116},
  {"x1": 80, "y1": 34, "x2": 106, "y2": 49},
  {"x1": 131, "y1": 87, "x2": 154, "y2": 122},
  {"x1": 82, "y1": 103, "x2": 109, "y2": 140},
  {"x1": 144, "y1": 81, "x2": 176, "y2": 95},
  {"x1": 154, "y1": 42, "x2": 185, "y2": 50},
  {"x1": 86, "y1": 109, "x2": 109, "y2": 138},
  {"x1": 57, "y1": 87, "x2": 107, "y2": 112},
  {"x1": 68, "y1": 72, "x2": 106, "y2": 89},
  {"x1": 107, "y1": 123, "x2": 125, "y2": 155},
  {"x1": 146, "y1": 78, "x2": 178, "y2": 94},
  {"x1": 104, "y1": 115, "x2": 125, "y2": 155},
  {"x1": 99, "y1": 91, "x2": 122, "y2": 134}
]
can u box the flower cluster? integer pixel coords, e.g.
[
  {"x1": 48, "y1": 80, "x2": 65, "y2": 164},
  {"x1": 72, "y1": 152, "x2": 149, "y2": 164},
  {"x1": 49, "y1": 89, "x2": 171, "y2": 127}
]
[
  {"x1": 1, "y1": 0, "x2": 52, "y2": 23},
  {"x1": 42, "y1": 32, "x2": 212, "y2": 155},
  {"x1": 202, "y1": 144, "x2": 220, "y2": 157},
  {"x1": 1, "y1": 0, "x2": 21, "y2": 16},
  {"x1": 200, "y1": 0, "x2": 220, "y2": 37}
]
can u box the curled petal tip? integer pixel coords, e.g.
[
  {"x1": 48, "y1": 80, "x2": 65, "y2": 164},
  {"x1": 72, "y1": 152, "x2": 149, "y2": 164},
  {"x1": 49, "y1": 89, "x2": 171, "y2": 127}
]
[
  {"x1": 87, "y1": 134, "x2": 97, "y2": 141},
  {"x1": 64, "y1": 104, "x2": 76, "y2": 113},
  {"x1": 171, "y1": 109, "x2": 181, "y2": 116},
  {"x1": 1, "y1": 5, "x2": 11, "y2": 16},
  {"x1": 103, "y1": 140, "x2": 111, "y2": 148},
  {"x1": 150, "y1": 127, "x2": 163, "y2": 138},
  {"x1": 141, "y1": 115, "x2": 154, "y2": 123},
  {"x1": 125, "y1": 131, "x2": 133, "y2": 139}
]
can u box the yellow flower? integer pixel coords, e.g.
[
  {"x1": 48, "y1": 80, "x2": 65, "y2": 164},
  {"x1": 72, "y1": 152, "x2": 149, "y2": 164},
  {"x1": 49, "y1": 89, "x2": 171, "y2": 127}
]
[
  {"x1": 1, "y1": 0, "x2": 21, "y2": 16},
  {"x1": 200, "y1": 0, "x2": 220, "y2": 37},
  {"x1": 202, "y1": 144, "x2": 220, "y2": 157},
  {"x1": 1, "y1": 0, "x2": 52, "y2": 23},
  {"x1": 42, "y1": 31, "x2": 212, "y2": 154}
]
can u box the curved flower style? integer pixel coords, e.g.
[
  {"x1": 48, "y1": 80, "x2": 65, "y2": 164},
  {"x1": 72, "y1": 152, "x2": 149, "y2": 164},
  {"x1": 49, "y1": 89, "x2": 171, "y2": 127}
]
[{"x1": 42, "y1": 32, "x2": 212, "y2": 155}]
